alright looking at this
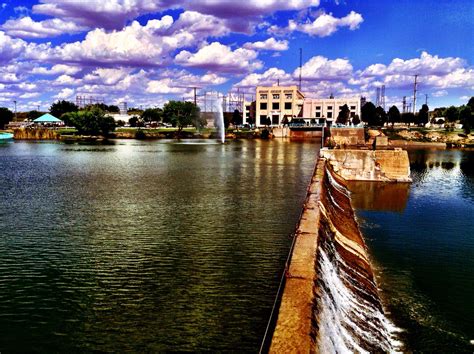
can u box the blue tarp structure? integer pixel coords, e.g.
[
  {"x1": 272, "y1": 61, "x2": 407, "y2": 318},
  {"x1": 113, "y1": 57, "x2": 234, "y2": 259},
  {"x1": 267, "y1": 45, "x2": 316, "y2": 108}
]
[{"x1": 34, "y1": 113, "x2": 62, "y2": 123}]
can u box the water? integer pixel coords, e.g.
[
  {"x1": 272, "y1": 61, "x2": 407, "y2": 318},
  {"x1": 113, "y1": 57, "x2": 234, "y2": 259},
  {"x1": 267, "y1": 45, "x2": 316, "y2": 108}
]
[
  {"x1": 0, "y1": 139, "x2": 319, "y2": 352},
  {"x1": 350, "y1": 149, "x2": 474, "y2": 352}
]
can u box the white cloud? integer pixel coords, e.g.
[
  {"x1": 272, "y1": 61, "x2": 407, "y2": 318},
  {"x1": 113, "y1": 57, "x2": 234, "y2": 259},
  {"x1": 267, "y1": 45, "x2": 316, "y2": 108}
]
[
  {"x1": 275, "y1": 11, "x2": 363, "y2": 37},
  {"x1": 32, "y1": 64, "x2": 81, "y2": 76},
  {"x1": 83, "y1": 68, "x2": 133, "y2": 86},
  {"x1": 243, "y1": 38, "x2": 289, "y2": 51},
  {"x1": 54, "y1": 87, "x2": 75, "y2": 100},
  {"x1": 0, "y1": 31, "x2": 26, "y2": 63},
  {"x1": 2, "y1": 16, "x2": 86, "y2": 38},
  {"x1": 235, "y1": 68, "x2": 293, "y2": 88},
  {"x1": 432, "y1": 90, "x2": 448, "y2": 97},
  {"x1": 297, "y1": 55, "x2": 353, "y2": 80},
  {"x1": 175, "y1": 42, "x2": 262, "y2": 73}
]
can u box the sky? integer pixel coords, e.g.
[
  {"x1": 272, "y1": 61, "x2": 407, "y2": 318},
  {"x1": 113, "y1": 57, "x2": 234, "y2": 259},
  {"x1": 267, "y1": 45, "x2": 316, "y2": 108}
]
[{"x1": 0, "y1": 0, "x2": 473, "y2": 112}]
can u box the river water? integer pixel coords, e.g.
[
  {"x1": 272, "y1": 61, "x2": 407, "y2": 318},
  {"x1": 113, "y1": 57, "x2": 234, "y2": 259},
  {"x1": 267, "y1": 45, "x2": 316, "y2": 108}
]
[
  {"x1": 350, "y1": 149, "x2": 474, "y2": 353},
  {"x1": 0, "y1": 139, "x2": 318, "y2": 352}
]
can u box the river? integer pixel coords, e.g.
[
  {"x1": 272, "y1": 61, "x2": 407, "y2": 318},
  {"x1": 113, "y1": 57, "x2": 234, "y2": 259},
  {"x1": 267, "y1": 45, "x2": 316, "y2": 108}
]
[
  {"x1": 350, "y1": 148, "x2": 474, "y2": 353},
  {"x1": 0, "y1": 139, "x2": 318, "y2": 352}
]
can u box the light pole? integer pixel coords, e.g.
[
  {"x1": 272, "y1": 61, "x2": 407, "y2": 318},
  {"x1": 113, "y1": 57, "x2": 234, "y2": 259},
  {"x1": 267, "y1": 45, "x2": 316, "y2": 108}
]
[{"x1": 13, "y1": 100, "x2": 17, "y2": 120}]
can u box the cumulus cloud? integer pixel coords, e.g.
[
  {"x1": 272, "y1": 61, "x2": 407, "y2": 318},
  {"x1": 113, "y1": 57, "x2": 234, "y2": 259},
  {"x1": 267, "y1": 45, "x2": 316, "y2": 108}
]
[
  {"x1": 243, "y1": 38, "x2": 289, "y2": 51},
  {"x1": 32, "y1": 64, "x2": 82, "y2": 76},
  {"x1": 235, "y1": 68, "x2": 293, "y2": 88},
  {"x1": 297, "y1": 55, "x2": 353, "y2": 80},
  {"x1": 273, "y1": 11, "x2": 363, "y2": 37},
  {"x1": 432, "y1": 90, "x2": 448, "y2": 97},
  {"x1": 54, "y1": 87, "x2": 74, "y2": 100},
  {"x1": 0, "y1": 31, "x2": 26, "y2": 63},
  {"x1": 2, "y1": 16, "x2": 86, "y2": 38},
  {"x1": 175, "y1": 42, "x2": 262, "y2": 73},
  {"x1": 31, "y1": 0, "x2": 320, "y2": 32}
]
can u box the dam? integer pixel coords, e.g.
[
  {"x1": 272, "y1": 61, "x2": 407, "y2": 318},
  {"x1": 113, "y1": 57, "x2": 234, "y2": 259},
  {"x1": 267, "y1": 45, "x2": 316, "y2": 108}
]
[{"x1": 268, "y1": 152, "x2": 408, "y2": 352}]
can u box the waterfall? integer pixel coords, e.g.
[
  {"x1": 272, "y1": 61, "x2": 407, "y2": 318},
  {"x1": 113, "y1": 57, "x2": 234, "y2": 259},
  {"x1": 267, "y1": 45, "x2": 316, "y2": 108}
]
[{"x1": 315, "y1": 166, "x2": 402, "y2": 353}]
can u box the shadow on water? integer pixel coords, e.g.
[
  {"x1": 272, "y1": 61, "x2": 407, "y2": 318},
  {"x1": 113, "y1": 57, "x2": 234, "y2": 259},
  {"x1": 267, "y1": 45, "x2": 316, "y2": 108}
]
[{"x1": 347, "y1": 181, "x2": 410, "y2": 212}]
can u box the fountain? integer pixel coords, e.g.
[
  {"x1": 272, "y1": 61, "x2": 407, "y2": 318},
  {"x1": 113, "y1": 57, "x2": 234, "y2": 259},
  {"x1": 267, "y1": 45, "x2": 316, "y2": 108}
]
[{"x1": 210, "y1": 94, "x2": 225, "y2": 144}]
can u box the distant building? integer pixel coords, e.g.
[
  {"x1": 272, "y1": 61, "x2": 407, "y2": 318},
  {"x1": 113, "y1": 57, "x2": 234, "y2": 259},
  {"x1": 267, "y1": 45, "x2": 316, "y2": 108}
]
[
  {"x1": 302, "y1": 97, "x2": 361, "y2": 126},
  {"x1": 255, "y1": 85, "x2": 304, "y2": 127}
]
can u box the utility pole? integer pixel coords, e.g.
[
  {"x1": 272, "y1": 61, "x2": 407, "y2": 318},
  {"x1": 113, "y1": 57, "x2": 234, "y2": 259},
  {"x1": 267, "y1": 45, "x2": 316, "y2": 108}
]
[
  {"x1": 413, "y1": 74, "x2": 418, "y2": 114},
  {"x1": 424, "y1": 93, "x2": 428, "y2": 106},
  {"x1": 299, "y1": 48, "x2": 302, "y2": 91},
  {"x1": 277, "y1": 78, "x2": 280, "y2": 86},
  {"x1": 13, "y1": 100, "x2": 17, "y2": 120},
  {"x1": 193, "y1": 87, "x2": 197, "y2": 106},
  {"x1": 402, "y1": 96, "x2": 407, "y2": 113}
]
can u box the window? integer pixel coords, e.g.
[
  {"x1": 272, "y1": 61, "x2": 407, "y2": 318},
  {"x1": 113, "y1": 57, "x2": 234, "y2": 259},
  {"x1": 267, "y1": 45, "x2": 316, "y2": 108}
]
[
  {"x1": 327, "y1": 106, "x2": 333, "y2": 110},
  {"x1": 272, "y1": 115, "x2": 279, "y2": 125},
  {"x1": 327, "y1": 112, "x2": 333, "y2": 118},
  {"x1": 315, "y1": 112, "x2": 321, "y2": 118},
  {"x1": 260, "y1": 102, "x2": 267, "y2": 110},
  {"x1": 284, "y1": 102, "x2": 292, "y2": 110},
  {"x1": 350, "y1": 105, "x2": 356, "y2": 110},
  {"x1": 316, "y1": 106, "x2": 321, "y2": 110},
  {"x1": 273, "y1": 94, "x2": 280, "y2": 99},
  {"x1": 260, "y1": 94, "x2": 267, "y2": 100},
  {"x1": 260, "y1": 115, "x2": 267, "y2": 125},
  {"x1": 285, "y1": 94, "x2": 292, "y2": 99},
  {"x1": 272, "y1": 102, "x2": 280, "y2": 110}
]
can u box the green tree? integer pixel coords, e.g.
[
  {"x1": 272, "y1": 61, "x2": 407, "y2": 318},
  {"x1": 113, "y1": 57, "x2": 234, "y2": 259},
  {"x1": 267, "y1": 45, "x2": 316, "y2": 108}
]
[
  {"x1": 50, "y1": 100, "x2": 78, "y2": 119},
  {"x1": 128, "y1": 116, "x2": 139, "y2": 127},
  {"x1": 0, "y1": 107, "x2": 14, "y2": 129},
  {"x1": 388, "y1": 105, "x2": 401, "y2": 127},
  {"x1": 375, "y1": 106, "x2": 387, "y2": 127},
  {"x1": 163, "y1": 101, "x2": 200, "y2": 133},
  {"x1": 459, "y1": 105, "x2": 472, "y2": 134},
  {"x1": 352, "y1": 114, "x2": 361, "y2": 125},
  {"x1": 445, "y1": 106, "x2": 459, "y2": 122},
  {"x1": 62, "y1": 108, "x2": 116, "y2": 136},
  {"x1": 401, "y1": 112, "x2": 415, "y2": 126},
  {"x1": 232, "y1": 109, "x2": 242, "y2": 126},
  {"x1": 28, "y1": 110, "x2": 42, "y2": 121},
  {"x1": 141, "y1": 108, "x2": 162, "y2": 122},
  {"x1": 361, "y1": 101, "x2": 377, "y2": 126},
  {"x1": 467, "y1": 97, "x2": 474, "y2": 111},
  {"x1": 336, "y1": 104, "x2": 350, "y2": 125},
  {"x1": 417, "y1": 104, "x2": 429, "y2": 126}
]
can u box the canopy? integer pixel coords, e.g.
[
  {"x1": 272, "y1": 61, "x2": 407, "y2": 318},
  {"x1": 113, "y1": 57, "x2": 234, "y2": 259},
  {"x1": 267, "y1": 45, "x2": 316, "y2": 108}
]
[{"x1": 34, "y1": 113, "x2": 62, "y2": 123}]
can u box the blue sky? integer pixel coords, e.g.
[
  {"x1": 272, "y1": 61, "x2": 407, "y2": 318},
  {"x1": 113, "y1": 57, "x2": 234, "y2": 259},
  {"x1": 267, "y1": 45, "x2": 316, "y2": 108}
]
[{"x1": 0, "y1": 0, "x2": 472, "y2": 112}]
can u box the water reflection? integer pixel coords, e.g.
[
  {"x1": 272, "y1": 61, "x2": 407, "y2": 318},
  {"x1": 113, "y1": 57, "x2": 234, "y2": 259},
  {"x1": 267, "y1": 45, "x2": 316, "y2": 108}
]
[{"x1": 347, "y1": 181, "x2": 410, "y2": 212}]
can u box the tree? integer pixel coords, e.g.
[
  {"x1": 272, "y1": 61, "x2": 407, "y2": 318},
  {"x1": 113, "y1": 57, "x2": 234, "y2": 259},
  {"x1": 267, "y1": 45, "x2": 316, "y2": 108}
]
[
  {"x1": 361, "y1": 101, "x2": 377, "y2": 126},
  {"x1": 388, "y1": 105, "x2": 401, "y2": 127},
  {"x1": 50, "y1": 100, "x2": 78, "y2": 118},
  {"x1": 445, "y1": 106, "x2": 459, "y2": 122},
  {"x1": 62, "y1": 108, "x2": 116, "y2": 136},
  {"x1": 128, "y1": 116, "x2": 139, "y2": 127},
  {"x1": 232, "y1": 109, "x2": 242, "y2": 126},
  {"x1": 417, "y1": 104, "x2": 429, "y2": 126},
  {"x1": 28, "y1": 110, "x2": 42, "y2": 121},
  {"x1": 352, "y1": 114, "x2": 361, "y2": 126},
  {"x1": 401, "y1": 112, "x2": 415, "y2": 126},
  {"x1": 163, "y1": 101, "x2": 200, "y2": 133},
  {"x1": 375, "y1": 106, "x2": 387, "y2": 127},
  {"x1": 467, "y1": 97, "x2": 474, "y2": 111},
  {"x1": 141, "y1": 108, "x2": 162, "y2": 122},
  {"x1": 459, "y1": 105, "x2": 472, "y2": 134},
  {"x1": 0, "y1": 107, "x2": 14, "y2": 129},
  {"x1": 336, "y1": 104, "x2": 350, "y2": 125}
]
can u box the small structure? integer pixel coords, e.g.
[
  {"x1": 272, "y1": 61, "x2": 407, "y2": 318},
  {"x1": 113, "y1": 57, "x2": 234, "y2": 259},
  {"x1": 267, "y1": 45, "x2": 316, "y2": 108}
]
[{"x1": 33, "y1": 113, "x2": 63, "y2": 126}]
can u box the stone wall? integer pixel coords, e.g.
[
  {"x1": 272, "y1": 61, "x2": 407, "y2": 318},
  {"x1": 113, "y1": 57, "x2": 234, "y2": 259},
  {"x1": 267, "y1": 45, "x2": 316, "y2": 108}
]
[
  {"x1": 320, "y1": 148, "x2": 411, "y2": 182},
  {"x1": 330, "y1": 127, "x2": 365, "y2": 146}
]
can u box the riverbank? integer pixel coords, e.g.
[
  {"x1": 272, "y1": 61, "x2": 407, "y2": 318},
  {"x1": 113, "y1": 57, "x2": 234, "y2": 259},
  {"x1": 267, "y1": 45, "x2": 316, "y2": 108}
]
[{"x1": 376, "y1": 127, "x2": 474, "y2": 148}]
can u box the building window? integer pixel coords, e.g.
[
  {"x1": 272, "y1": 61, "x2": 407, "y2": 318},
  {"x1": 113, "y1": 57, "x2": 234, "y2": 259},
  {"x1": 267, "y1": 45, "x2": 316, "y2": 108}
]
[
  {"x1": 316, "y1": 106, "x2": 321, "y2": 110},
  {"x1": 284, "y1": 102, "x2": 292, "y2": 110},
  {"x1": 272, "y1": 115, "x2": 279, "y2": 125},
  {"x1": 260, "y1": 115, "x2": 267, "y2": 125},
  {"x1": 350, "y1": 105, "x2": 356, "y2": 110},
  {"x1": 316, "y1": 112, "x2": 321, "y2": 118},
  {"x1": 273, "y1": 94, "x2": 280, "y2": 99},
  {"x1": 272, "y1": 102, "x2": 280, "y2": 110},
  {"x1": 260, "y1": 94, "x2": 267, "y2": 100},
  {"x1": 327, "y1": 112, "x2": 333, "y2": 118},
  {"x1": 327, "y1": 106, "x2": 333, "y2": 110},
  {"x1": 285, "y1": 94, "x2": 292, "y2": 99},
  {"x1": 260, "y1": 102, "x2": 267, "y2": 110}
]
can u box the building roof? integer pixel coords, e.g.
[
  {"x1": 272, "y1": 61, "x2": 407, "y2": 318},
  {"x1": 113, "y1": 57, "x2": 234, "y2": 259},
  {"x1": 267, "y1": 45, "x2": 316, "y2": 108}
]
[{"x1": 34, "y1": 113, "x2": 62, "y2": 122}]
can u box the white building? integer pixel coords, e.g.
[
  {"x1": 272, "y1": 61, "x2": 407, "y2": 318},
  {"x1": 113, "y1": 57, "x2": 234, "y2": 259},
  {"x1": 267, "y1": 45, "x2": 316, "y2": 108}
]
[{"x1": 302, "y1": 97, "x2": 361, "y2": 125}]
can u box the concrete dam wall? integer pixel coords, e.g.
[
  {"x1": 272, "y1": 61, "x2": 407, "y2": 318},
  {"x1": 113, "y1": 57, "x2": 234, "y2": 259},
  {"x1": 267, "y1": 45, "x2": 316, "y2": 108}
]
[{"x1": 269, "y1": 159, "x2": 399, "y2": 352}]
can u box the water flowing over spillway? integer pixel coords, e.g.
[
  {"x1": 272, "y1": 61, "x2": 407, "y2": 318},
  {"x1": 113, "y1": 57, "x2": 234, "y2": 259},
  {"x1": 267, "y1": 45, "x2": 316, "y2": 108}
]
[{"x1": 315, "y1": 166, "x2": 400, "y2": 352}]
